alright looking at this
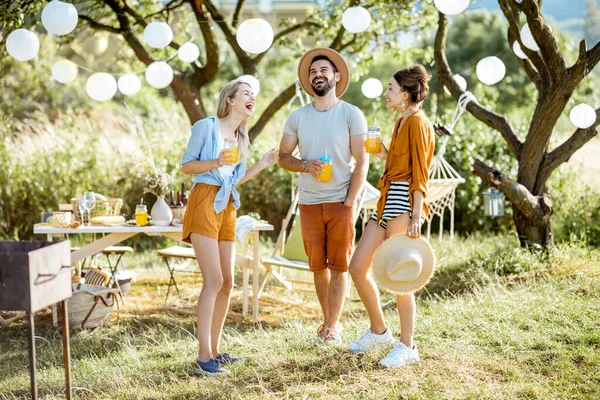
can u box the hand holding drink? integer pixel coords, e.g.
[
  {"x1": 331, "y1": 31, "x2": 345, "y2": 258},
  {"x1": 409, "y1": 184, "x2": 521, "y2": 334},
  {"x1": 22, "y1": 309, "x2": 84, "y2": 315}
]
[
  {"x1": 318, "y1": 155, "x2": 332, "y2": 182},
  {"x1": 366, "y1": 125, "x2": 381, "y2": 154},
  {"x1": 223, "y1": 138, "x2": 239, "y2": 165}
]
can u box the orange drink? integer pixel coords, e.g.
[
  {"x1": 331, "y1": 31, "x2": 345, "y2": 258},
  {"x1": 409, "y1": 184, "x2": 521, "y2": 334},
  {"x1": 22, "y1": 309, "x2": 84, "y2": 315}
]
[
  {"x1": 318, "y1": 155, "x2": 333, "y2": 182},
  {"x1": 224, "y1": 139, "x2": 239, "y2": 165},
  {"x1": 366, "y1": 126, "x2": 381, "y2": 154},
  {"x1": 135, "y1": 204, "x2": 148, "y2": 226}
]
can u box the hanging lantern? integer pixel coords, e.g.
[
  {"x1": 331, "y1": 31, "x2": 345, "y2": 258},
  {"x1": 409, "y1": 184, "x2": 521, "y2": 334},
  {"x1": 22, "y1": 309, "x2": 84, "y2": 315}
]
[
  {"x1": 6, "y1": 29, "x2": 40, "y2": 62},
  {"x1": 143, "y1": 22, "x2": 173, "y2": 49},
  {"x1": 483, "y1": 187, "x2": 505, "y2": 217},
  {"x1": 476, "y1": 56, "x2": 506, "y2": 86},
  {"x1": 145, "y1": 61, "x2": 174, "y2": 89},
  {"x1": 434, "y1": 0, "x2": 470, "y2": 15},
  {"x1": 118, "y1": 74, "x2": 142, "y2": 96},
  {"x1": 569, "y1": 103, "x2": 597, "y2": 129},
  {"x1": 236, "y1": 19, "x2": 274, "y2": 54},
  {"x1": 177, "y1": 42, "x2": 200, "y2": 63},
  {"x1": 238, "y1": 75, "x2": 260, "y2": 96},
  {"x1": 361, "y1": 78, "x2": 383, "y2": 99},
  {"x1": 342, "y1": 6, "x2": 371, "y2": 33},
  {"x1": 86, "y1": 73, "x2": 117, "y2": 102},
  {"x1": 512, "y1": 41, "x2": 528, "y2": 59},
  {"x1": 444, "y1": 74, "x2": 467, "y2": 95},
  {"x1": 41, "y1": 0, "x2": 78, "y2": 36},
  {"x1": 520, "y1": 23, "x2": 539, "y2": 52},
  {"x1": 52, "y1": 60, "x2": 78, "y2": 83}
]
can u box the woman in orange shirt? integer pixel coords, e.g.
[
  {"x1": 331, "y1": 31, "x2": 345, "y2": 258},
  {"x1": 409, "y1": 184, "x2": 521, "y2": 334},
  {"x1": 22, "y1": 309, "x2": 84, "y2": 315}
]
[{"x1": 348, "y1": 65, "x2": 435, "y2": 368}]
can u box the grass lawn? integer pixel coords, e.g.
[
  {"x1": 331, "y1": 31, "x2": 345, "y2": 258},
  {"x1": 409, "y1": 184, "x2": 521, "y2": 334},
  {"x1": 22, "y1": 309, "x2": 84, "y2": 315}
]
[{"x1": 1, "y1": 235, "x2": 599, "y2": 399}]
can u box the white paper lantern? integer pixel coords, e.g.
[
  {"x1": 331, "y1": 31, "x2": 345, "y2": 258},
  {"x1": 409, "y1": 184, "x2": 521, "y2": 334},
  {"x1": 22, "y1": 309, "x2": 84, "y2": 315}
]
[
  {"x1": 434, "y1": 0, "x2": 470, "y2": 15},
  {"x1": 41, "y1": 1, "x2": 78, "y2": 36},
  {"x1": 512, "y1": 41, "x2": 528, "y2": 59},
  {"x1": 476, "y1": 56, "x2": 506, "y2": 86},
  {"x1": 238, "y1": 75, "x2": 260, "y2": 96},
  {"x1": 143, "y1": 22, "x2": 173, "y2": 49},
  {"x1": 145, "y1": 61, "x2": 173, "y2": 89},
  {"x1": 520, "y1": 23, "x2": 539, "y2": 52},
  {"x1": 342, "y1": 6, "x2": 371, "y2": 33},
  {"x1": 569, "y1": 103, "x2": 597, "y2": 129},
  {"x1": 178, "y1": 42, "x2": 200, "y2": 63},
  {"x1": 361, "y1": 78, "x2": 383, "y2": 99},
  {"x1": 86, "y1": 73, "x2": 117, "y2": 102},
  {"x1": 118, "y1": 74, "x2": 142, "y2": 96},
  {"x1": 6, "y1": 29, "x2": 40, "y2": 62},
  {"x1": 444, "y1": 74, "x2": 467, "y2": 95},
  {"x1": 52, "y1": 60, "x2": 78, "y2": 83},
  {"x1": 236, "y1": 19, "x2": 274, "y2": 54}
]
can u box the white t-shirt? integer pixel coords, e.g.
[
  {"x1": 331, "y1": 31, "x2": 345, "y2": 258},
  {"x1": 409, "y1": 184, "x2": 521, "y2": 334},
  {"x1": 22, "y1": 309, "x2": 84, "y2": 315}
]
[
  {"x1": 283, "y1": 101, "x2": 368, "y2": 205},
  {"x1": 217, "y1": 135, "x2": 237, "y2": 177}
]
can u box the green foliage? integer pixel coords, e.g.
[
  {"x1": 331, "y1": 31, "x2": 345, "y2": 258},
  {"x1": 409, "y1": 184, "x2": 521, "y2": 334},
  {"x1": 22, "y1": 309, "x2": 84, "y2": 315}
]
[{"x1": 549, "y1": 161, "x2": 600, "y2": 246}]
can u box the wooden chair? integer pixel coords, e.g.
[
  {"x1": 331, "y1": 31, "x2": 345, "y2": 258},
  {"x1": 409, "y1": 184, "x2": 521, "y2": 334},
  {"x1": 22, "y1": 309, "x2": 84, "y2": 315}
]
[
  {"x1": 261, "y1": 186, "x2": 367, "y2": 294},
  {"x1": 156, "y1": 246, "x2": 199, "y2": 304}
]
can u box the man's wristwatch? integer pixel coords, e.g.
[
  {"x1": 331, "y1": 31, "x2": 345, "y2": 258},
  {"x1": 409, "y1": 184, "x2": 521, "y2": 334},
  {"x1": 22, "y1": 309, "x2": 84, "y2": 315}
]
[{"x1": 302, "y1": 160, "x2": 307, "y2": 173}]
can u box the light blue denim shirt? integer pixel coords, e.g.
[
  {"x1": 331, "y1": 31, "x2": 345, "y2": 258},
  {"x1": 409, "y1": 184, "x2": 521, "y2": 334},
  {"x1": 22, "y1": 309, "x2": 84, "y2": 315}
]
[{"x1": 181, "y1": 116, "x2": 247, "y2": 214}]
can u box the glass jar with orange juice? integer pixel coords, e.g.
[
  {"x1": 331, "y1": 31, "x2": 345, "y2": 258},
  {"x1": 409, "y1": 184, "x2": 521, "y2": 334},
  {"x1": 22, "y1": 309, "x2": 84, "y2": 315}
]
[
  {"x1": 318, "y1": 155, "x2": 333, "y2": 182},
  {"x1": 366, "y1": 125, "x2": 381, "y2": 154},
  {"x1": 223, "y1": 138, "x2": 239, "y2": 165},
  {"x1": 135, "y1": 202, "x2": 148, "y2": 226}
]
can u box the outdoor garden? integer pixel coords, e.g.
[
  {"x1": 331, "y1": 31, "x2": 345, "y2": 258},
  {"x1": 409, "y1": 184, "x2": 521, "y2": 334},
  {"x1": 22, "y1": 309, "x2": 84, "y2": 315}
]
[{"x1": 1, "y1": 0, "x2": 599, "y2": 399}]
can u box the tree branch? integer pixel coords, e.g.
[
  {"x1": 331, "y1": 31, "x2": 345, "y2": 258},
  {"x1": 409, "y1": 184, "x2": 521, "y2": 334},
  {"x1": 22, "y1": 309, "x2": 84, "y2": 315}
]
[
  {"x1": 434, "y1": 12, "x2": 523, "y2": 157},
  {"x1": 473, "y1": 159, "x2": 549, "y2": 225},
  {"x1": 189, "y1": 0, "x2": 221, "y2": 86},
  {"x1": 144, "y1": 0, "x2": 186, "y2": 20},
  {"x1": 200, "y1": 0, "x2": 255, "y2": 74},
  {"x1": 537, "y1": 108, "x2": 600, "y2": 187},
  {"x1": 78, "y1": 15, "x2": 120, "y2": 34},
  {"x1": 249, "y1": 83, "x2": 296, "y2": 142},
  {"x1": 498, "y1": 0, "x2": 543, "y2": 91},
  {"x1": 253, "y1": 21, "x2": 321, "y2": 65},
  {"x1": 102, "y1": 0, "x2": 205, "y2": 123},
  {"x1": 231, "y1": 0, "x2": 245, "y2": 28},
  {"x1": 587, "y1": 40, "x2": 600, "y2": 69},
  {"x1": 520, "y1": 0, "x2": 567, "y2": 85}
]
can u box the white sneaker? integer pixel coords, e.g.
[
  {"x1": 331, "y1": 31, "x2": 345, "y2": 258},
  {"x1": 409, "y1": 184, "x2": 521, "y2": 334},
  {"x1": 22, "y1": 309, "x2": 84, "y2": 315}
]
[
  {"x1": 348, "y1": 329, "x2": 395, "y2": 353},
  {"x1": 379, "y1": 342, "x2": 420, "y2": 368}
]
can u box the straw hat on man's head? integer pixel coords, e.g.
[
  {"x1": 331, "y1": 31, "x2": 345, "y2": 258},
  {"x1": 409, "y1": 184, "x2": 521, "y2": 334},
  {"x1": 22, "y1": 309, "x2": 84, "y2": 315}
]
[
  {"x1": 297, "y1": 47, "x2": 350, "y2": 98},
  {"x1": 372, "y1": 234, "x2": 436, "y2": 295}
]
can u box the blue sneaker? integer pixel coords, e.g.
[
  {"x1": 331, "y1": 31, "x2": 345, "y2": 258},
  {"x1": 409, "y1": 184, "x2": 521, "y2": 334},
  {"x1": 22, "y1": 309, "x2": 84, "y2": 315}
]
[
  {"x1": 194, "y1": 358, "x2": 230, "y2": 376},
  {"x1": 214, "y1": 352, "x2": 243, "y2": 365}
]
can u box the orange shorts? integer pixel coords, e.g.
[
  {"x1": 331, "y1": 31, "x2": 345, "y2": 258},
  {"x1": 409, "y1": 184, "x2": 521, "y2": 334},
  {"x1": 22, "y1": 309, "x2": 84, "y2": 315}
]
[
  {"x1": 298, "y1": 202, "x2": 355, "y2": 273},
  {"x1": 182, "y1": 183, "x2": 236, "y2": 243}
]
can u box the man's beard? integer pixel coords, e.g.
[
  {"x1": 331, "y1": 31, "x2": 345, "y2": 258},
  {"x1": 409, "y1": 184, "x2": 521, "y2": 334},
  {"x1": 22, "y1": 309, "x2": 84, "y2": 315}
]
[{"x1": 311, "y1": 77, "x2": 335, "y2": 97}]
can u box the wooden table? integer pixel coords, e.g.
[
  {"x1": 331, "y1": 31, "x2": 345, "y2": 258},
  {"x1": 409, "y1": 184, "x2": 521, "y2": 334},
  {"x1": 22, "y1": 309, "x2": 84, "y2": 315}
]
[{"x1": 34, "y1": 223, "x2": 273, "y2": 322}]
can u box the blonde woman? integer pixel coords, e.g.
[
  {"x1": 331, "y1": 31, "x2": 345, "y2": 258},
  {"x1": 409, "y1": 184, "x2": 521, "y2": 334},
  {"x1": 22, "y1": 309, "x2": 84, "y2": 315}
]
[
  {"x1": 348, "y1": 65, "x2": 435, "y2": 368},
  {"x1": 181, "y1": 80, "x2": 278, "y2": 375}
]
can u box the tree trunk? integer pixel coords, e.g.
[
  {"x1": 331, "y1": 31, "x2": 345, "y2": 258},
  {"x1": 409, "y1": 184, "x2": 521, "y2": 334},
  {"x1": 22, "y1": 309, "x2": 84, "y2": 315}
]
[{"x1": 513, "y1": 208, "x2": 553, "y2": 249}]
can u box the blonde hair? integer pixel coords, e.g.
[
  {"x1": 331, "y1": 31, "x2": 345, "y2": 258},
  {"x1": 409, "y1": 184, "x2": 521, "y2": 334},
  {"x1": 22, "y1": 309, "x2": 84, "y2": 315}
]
[{"x1": 216, "y1": 80, "x2": 251, "y2": 161}]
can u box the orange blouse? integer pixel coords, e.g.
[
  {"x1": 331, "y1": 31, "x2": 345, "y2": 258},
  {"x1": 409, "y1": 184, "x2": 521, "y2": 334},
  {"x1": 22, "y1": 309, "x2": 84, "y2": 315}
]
[{"x1": 376, "y1": 110, "x2": 435, "y2": 223}]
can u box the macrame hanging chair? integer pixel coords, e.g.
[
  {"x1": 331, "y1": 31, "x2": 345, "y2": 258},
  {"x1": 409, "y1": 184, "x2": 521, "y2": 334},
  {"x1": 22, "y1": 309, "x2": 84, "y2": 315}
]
[{"x1": 424, "y1": 91, "x2": 475, "y2": 239}]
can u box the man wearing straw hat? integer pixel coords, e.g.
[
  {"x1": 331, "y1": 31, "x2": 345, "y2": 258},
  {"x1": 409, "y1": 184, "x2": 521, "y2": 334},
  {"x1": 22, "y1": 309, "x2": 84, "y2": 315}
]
[{"x1": 278, "y1": 48, "x2": 368, "y2": 345}]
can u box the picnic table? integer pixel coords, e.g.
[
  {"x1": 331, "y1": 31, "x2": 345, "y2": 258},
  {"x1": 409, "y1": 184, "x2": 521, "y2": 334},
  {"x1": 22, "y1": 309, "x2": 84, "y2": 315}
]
[{"x1": 33, "y1": 223, "x2": 273, "y2": 323}]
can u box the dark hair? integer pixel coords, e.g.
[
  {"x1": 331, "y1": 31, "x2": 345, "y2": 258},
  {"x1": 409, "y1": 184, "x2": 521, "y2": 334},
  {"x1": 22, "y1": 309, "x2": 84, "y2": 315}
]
[
  {"x1": 392, "y1": 65, "x2": 432, "y2": 104},
  {"x1": 311, "y1": 55, "x2": 338, "y2": 73}
]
